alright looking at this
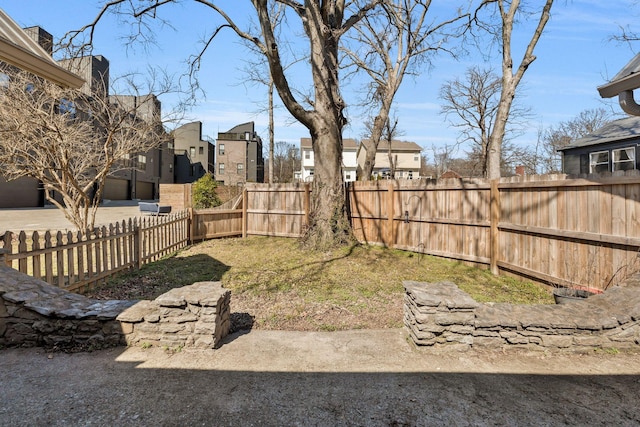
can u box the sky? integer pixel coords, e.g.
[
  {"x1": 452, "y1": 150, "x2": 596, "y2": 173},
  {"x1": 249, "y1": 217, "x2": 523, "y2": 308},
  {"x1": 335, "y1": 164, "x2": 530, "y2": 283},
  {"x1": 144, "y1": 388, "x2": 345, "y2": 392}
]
[{"x1": 2, "y1": 0, "x2": 640, "y2": 160}]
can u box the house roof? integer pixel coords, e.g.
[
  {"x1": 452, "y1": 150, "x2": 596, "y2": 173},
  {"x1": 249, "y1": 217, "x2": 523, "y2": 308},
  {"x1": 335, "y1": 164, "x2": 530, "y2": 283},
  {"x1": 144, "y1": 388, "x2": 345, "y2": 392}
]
[
  {"x1": 300, "y1": 138, "x2": 358, "y2": 150},
  {"x1": 0, "y1": 8, "x2": 83, "y2": 88},
  {"x1": 598, "y1": 53, "x2": 640, "y2": 99},
  {"x1": 559, "y1": 115, "x2": 640, "y2": 150},
  {"x1": 225, "y1": 121, "x2": 254, "y2": 134},
  {"x1": 361, "y1": 139, "x2": 422, "y2": 152}
]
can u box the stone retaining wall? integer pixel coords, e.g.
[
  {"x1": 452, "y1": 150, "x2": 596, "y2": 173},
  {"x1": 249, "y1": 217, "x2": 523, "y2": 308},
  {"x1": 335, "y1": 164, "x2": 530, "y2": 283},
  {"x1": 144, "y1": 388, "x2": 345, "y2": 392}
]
[
  {"x1": 0, "y1": 263, "x2": 134, "y2": 349},
  {"x1": 404, "y1": 279, "x2": 640, "y2": 351},
  {"x1": 0, "y1": 253, "x2": 230, "y2": 350},
  {"x1": 116, "y1": 281, "x2": 231, "y2": 349}
]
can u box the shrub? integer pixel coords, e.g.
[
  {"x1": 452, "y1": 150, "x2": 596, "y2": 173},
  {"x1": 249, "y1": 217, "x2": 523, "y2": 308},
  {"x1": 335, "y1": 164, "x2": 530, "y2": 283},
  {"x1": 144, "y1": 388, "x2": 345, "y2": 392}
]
[{"x1": 192, "y1": 173, "x2": 222, "y2": 209}]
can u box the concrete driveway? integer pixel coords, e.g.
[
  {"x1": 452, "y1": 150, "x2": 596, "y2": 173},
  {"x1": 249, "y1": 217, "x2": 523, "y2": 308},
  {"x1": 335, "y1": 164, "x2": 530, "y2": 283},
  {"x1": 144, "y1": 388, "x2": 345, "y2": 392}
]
[{"x1": 0, "y1": 201, "x2": 143, "y2": 234}]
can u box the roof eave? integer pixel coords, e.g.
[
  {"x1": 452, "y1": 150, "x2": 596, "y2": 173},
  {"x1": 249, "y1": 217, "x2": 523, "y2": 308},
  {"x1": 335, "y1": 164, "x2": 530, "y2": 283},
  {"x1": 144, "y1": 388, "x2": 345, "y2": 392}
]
[
  {"x1": 597, "y1": 73, "x2": 640, "y2": 98},
  {"x1": 0, "y1": 40, "x2": 84, "y2": 88}
]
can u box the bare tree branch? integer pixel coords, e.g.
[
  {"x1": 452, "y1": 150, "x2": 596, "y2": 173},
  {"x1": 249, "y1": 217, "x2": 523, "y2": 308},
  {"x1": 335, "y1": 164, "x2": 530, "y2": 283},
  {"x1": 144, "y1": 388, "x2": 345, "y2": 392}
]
[{"x1": 0, "y1": 65, "x2": 175, "y2": 230}]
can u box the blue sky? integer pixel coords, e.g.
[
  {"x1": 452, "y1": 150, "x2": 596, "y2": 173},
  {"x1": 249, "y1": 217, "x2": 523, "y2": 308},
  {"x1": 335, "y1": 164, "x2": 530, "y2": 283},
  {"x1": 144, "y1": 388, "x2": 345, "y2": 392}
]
[{"x1": 2, "y1": 1, "x2": 639, "y2": 159}]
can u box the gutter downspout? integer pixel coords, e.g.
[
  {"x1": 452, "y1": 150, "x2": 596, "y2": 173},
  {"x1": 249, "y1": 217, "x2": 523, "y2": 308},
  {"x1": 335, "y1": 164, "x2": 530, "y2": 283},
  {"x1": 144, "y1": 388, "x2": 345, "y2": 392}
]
[{"x1": 619, "y1": 90, "x2": 640, "y2": 116}]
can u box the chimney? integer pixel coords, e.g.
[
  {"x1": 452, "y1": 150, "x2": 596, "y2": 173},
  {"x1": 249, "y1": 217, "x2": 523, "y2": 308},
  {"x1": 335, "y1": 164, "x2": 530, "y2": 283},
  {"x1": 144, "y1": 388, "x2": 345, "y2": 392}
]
[{"x1": 515, "y1": 165, "x2": 525, "y2": 177}]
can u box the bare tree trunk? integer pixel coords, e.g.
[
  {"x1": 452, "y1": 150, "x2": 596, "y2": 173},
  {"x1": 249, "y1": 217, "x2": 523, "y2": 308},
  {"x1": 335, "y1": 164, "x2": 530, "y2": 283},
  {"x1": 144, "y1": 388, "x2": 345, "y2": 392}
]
[
  {"x1": 305, "y1": 124, "x2": 352, "y2": 248},
  {"x1": 360, "y1": 110, "x2": 389, "y2": 180},
  {"x1": 268, "y1": 78, "x2": 274, "y2": 184},
  {"x1": 486, "y1": 0, "x2": 553, "y2": 179}
]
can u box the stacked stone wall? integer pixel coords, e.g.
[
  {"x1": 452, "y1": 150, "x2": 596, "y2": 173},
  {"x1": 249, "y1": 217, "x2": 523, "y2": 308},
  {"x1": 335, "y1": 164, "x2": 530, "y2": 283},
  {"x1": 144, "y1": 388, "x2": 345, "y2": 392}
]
[
  {"x1": 0, "y1": 255, "x2": 230, "y2": 350},
  {"x1": 0, "y1": 263, "x2": 134, "y2": 349},
  {"x1": 117, "y1": 281, "x2": 231, "y2": 349},
  {"x1": 405, "y1": 280, "x2": 640, "y2": 351}
]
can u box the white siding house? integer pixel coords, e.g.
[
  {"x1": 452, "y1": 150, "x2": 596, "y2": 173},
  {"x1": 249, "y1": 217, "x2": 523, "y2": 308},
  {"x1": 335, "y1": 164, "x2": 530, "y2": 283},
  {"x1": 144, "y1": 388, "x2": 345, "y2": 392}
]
[
  {"x1": 357, "y1": 140, "x2": 422, "y2": 179},
  {"x1": 300, "y1": 138, "x2": 358, "y2": 182}
]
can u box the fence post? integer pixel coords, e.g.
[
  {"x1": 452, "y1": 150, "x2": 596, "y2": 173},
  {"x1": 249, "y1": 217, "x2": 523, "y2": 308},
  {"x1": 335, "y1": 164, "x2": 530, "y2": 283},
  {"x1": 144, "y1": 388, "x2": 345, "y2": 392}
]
[
  {"x1": 1, "y1": 232, "x2": 11, "y2": 266},
  {"x1": 188, "y1": 208, "x2": 195, "y2": 244},
  {"x1": 490, "y1": 179, "x2": 500, "y2": 275},
  {"x1": 242, "y1": 187, "x2": 248, "y2": 238},
  {"x1": 134, "y1": 218, "x2": 143, "y2": 269},
  {"x1": 387, "y1": 182, "x2": 395, "y2": 247},
  {"x1": 304, "y1": 182, "x2": 310, "y2": 229},
  {"x1": 0, "y1": 247, "x2": 10, "y2": 267}
]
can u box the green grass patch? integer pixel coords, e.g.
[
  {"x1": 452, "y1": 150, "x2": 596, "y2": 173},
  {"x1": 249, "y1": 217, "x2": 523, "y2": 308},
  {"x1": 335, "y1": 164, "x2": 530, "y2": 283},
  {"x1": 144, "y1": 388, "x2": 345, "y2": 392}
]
[{"x1": 88, "y1": 236, "x2": 554, "y2": 330}]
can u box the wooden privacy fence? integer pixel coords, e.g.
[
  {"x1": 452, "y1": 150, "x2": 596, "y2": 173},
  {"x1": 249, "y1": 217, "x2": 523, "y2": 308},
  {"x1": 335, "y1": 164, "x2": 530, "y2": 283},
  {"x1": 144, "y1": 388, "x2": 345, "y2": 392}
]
[
  {"x1": 6, "y1": 175, "x2": 640, "y2": 294},
  {"x1": 1, "y1": 211, "x2": 189, "y2": 293},
  {"x1": 190, "y1": 177, "x2": 640, "y2": 292},
  {"x1": 349, "y1": 174, "x2": 640, "y2": 292},
  {"x1": 243, "y1": 183, "x2": 310, "y2": 238}
]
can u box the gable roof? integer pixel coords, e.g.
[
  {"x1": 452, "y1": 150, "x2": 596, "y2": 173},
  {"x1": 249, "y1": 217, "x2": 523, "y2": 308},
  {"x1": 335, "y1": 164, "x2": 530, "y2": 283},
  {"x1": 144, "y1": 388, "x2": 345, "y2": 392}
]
[
  {"x1": 360, "y1": 139, "x2": 422, "y2": 152},
  {"x1": 559, "y1": 115, "x2": 640, "y2": 150},
  {"x1": 300, "y1": 138, "x2": 358, "y2": 150},
  {"x1": 0, "y1": 8, "x2": 83, "y2": 88}
]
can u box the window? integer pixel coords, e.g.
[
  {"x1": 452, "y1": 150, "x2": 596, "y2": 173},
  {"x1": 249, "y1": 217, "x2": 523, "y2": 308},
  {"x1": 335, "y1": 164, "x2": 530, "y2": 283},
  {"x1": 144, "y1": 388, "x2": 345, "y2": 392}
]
[
  {"x1": 58, "y1": 98, "x2": 76, "y2": 118},
  {"x1": 190, "y1": 146, "x2": 196, "y2": 157},
  {"x1": 414, "y1": 155, "x2": 419, "y2": 162},
  {"x1": 138, "y1": 155, "x2": 147, "y2": 171},
  {"x1": 199, "y1": 146, "x2": 204, "y2": 155},
  {"x1": 613, "y1": 147, "x2": 635, "y2": 171},
  {"x1": 346, "y1": 173, "x2": 351, "y2": 181},
  {"x1": 589, "y1": 151, "x2": 609, "y2": 174},
  {"x1": 237, "y1": 163, "x2": 244, "y2": 173},
  {"x1": 167, "y1": 141, "x2": 174, "y2": 149},
  {"x1": 219, "y1": 163, "x2": 225, "y2": 175},
  {"x1": 305, "y1": 150, "x2": 310, "y2": 160},
  {"x1": 219, "y1": 144, "x2": 225, "y2": 155}
]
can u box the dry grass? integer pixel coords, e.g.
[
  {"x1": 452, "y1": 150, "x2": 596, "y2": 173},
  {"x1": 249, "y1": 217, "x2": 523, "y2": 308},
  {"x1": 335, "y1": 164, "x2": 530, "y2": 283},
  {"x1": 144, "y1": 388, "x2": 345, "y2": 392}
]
[{"x1": 87, "y1": 236, "x2": 554, "y2": 331}]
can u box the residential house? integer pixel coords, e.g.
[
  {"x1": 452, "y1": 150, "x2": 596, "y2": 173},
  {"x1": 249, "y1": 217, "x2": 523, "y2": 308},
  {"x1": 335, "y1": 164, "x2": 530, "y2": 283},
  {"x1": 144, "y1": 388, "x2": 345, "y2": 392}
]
[
  {"x1": 0, "y1": 21, "x2": 171, "y2": 205},
  {"x1": 357, "y1": 140, "x2": 422, "y2": 179},
  {"x1": 300, "y1": 138, "x2": 358, "y2": 182},
  {"x1": 0, "y1": 18, "x2": 83, "y2": 208},
  {"x1": 559, "y1": 115, "x2": 640, "y2": 175},
  {"x1": 562, "y1": 52, "x2": 640, "y2": 176},
  {"x1": 598, "y1": 52, "x2": 640, "y2": 116},
  {"x1": 106, "y1": 94, "x2": 173, "y2": 200},
  {"x1": 173, "y1": 121, "x2": 215, "y2": 183},
  {"x1": 216, "y1": 122, "x2": 264, "y2": 185}
]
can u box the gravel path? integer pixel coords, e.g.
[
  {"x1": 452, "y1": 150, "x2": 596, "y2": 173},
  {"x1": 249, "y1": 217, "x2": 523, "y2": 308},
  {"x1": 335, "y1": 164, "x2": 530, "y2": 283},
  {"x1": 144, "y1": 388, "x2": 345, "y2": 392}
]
[{"x1": 2, "y1": 329, "x2": 640, "y2": 426}]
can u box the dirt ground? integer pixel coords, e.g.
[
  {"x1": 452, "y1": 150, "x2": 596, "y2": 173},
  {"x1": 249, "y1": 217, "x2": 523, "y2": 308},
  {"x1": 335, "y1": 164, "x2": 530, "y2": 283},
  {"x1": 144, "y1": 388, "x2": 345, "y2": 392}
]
[{"x1": 2, "y1": 329, "x2": 640, "y2": 426}]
